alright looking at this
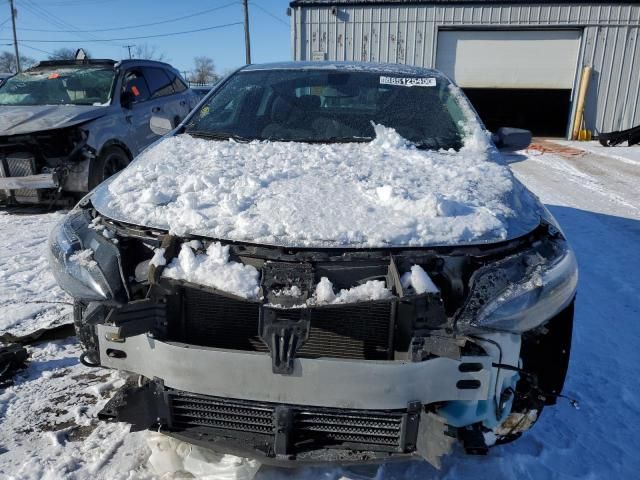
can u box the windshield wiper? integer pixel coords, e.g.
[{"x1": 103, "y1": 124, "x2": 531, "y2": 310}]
[
  {"x1": 325, "y1": 136, "x2": 373, "y2": 143},
  {"x1": 413, "y1": 138, "x2": 460, "y2": 151},
  {"x1": 187, "y1": 131, "x2": 253, "y2": 142},
  {"x1": 259, "y1": 136, "x2": 373, "y2": 144}
]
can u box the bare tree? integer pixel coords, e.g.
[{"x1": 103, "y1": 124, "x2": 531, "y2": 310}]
[
  {"x1": 0, "y1": 51, "x2": 35, "y2": 73},
  {"x1": 190, "y1": 56, "x2": 218, "y2": 84},
  {"x1": 132, "y1": 44, "x2": 167, "y2": 62},
  {"x1": 47, "y1": 48, "x2": 91, "y2": 60}
]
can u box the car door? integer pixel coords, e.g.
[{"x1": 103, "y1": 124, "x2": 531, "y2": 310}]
[
  {"x1": 120, "y1": 68, "x2": 156, "y2": 154},
  {"x1": 142, "y1": 67, "x2": 191, "y2": 128},
  {"x1": 165, "y1": 68, "x2": 197, "y2": 117}
]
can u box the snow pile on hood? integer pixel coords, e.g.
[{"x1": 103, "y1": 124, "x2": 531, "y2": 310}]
[
  {"x1": 93, "y1": 119, "x2": 542, "y2": 248},
  {"x1": 162, "y1": 242, "x2": 260, "y2": 299},
  {"x1": 312, "y1": 277, "x2": 392, "y2": 305}
]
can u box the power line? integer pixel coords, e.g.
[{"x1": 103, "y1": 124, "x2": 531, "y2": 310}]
[
  {"x1": 17, "y1": 2, "x2": 238, "y2": 33},
  {"x1": 35, "y1": 0, "x2": 125, "y2": 5},
  {"x1": 0, "y1": 21, "x2": 244, "y2": 43},
  {"x1": 18, "y1": 0, "x2": 124, "y2": 47},
  {"x1": 250, "y1": 2, "x2": 289, "y2": 27},
  {"x1": 20, "y1": 0, "x2": 114, "y2": 42},
  {"x1": 19, "y1": 42, "x2": 58, "y2": 57}
]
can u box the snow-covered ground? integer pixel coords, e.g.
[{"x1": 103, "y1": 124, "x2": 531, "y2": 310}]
[
  {"x1": 1, "y1": 143, "x2": 639, "y2": 479},
  {"x1": 556, "y1": 140, "x2": 640, "y2": 166},
  {"x1": 0, "y1": 211, "x2": 72, "y2": 338}
]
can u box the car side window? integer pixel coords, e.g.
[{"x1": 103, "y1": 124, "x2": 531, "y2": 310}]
[
  {"x1": 143, "y1": 67, "x2": 174, "y2": 99},
  {"x1": 122, "y1": 70, "x2": 150, "y2": 103},
  {"x1": 166, "y1": 70, "x2": 188, "y2": 93}
]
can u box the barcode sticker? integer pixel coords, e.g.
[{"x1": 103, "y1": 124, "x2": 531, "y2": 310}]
[{"x1": 379, "y1": 76, "x2": 436, "y2": 87}]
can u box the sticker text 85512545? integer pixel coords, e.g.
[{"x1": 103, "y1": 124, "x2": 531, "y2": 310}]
[{"x1": 379, "y1": 76, "x2": 436, "y2": 87}]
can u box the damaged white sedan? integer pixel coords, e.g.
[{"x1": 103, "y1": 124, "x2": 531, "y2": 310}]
[{"x1": 47, "y1": 62, "x2": 577, "y2": 468}]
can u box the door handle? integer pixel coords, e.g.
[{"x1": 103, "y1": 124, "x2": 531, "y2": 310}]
[{"x1": 151, "y1": 106, "x2": 162, "y2": 113}]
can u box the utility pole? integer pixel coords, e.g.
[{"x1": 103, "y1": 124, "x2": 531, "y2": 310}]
[
  {"x1": 242, "y1": 0, "x2": 251, "y2": 65},
  {"x1": 124, "y1": 45, "x2": 135, "y2": 59},
  {"x1": 9, "y1": 0, "x2": 20, "y2": 72}
]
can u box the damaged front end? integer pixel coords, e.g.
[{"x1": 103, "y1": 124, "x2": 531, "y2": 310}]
[
  {"x1": 0, "y1": 126, "x2": 94, "y2": 206},
  {"x1": 47, "y1": 201, "x2": 577, "y2": 467}
]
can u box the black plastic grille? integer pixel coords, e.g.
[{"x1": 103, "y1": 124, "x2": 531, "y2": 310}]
[
  {"x1": 303, "y1": 303, "x2": 392, "y2": 360},
  {"x1": 5, "y1": 157, "x2": 35, "y2": 176},
  {"x1": 168, "y1": 391, "x2": 405, "y2": 452},
  {"x1": 180, "y1": 288, "x2": 266, "y2": 351},
  {"x1": 293, "y1": 410, "x2": 403, "y2": 447},
  {"x1": 170, "y1": 394, "x2": 273, "y2": 435},
  {"x1": 178, "y1": 287, "x2": 393, "y2": 360},
  {"x1": 0, "y1": 155, "x2": 39, "y2": 200}
]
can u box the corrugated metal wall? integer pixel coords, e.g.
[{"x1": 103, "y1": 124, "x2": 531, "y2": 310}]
[{"x1": 291, "y1": 3, "x2": 640, "y2": 134}]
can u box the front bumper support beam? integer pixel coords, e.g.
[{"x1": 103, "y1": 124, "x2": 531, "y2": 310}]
[
  {"x1": 98, "y1": 325, "x2": 491, "y2": 410},
  {"x1": 0, "y1": 173, "x2": 59, "y2": 190}
]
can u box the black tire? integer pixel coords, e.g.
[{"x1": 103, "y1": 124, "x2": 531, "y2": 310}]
[{"x1": 89, "y1": 145, "x2": 129, "y2": 190}]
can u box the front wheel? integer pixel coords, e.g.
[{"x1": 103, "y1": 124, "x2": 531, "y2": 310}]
[{"x1": 89, "y1": 145, "x2": 129, "y2": 190}]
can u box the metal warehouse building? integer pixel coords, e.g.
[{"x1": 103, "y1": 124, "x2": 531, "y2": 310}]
[{"x1": 288, "y1": 1, "x2": 640, "y2": 137}]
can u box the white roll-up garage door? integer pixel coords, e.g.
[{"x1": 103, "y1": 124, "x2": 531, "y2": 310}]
[{"x1": 436, "y1": 30, "x2": 581, "y2": 89}]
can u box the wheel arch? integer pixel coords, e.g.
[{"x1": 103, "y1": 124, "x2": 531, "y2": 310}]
[{"x1": 98, "y1": 139, "x2": 134, "y2": 163}]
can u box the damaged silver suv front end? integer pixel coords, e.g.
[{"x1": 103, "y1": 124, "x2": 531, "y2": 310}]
[{"x1": 48, "y1": 199, "x2": 577, "y2": 468}]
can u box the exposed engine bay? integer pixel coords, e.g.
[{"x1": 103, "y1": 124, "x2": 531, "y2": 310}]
[
  {"x1": 49, "y1": 201, "x2": 576, "y2": 467},
  {"x1": 0, "y1": 127, "x2": 94, "y2": 206}
]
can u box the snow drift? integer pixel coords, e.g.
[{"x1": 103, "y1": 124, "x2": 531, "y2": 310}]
[{"x1": 91, "y1": 123, "x2": 543, "y2": 248}]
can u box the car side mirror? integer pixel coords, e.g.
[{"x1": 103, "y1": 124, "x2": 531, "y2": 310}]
[
  {"x1": 121, "y1": 90, "x2": 134, "y2": 109},
  {"x1": 492, "y1": 127, "x2": 532, "y2": 151},
  {"x1": 150, "y1": 114, "x2": 175, "y2": 136}
]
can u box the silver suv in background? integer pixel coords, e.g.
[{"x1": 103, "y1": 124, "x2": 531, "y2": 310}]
[{"x1": 0, "y1": 59, "x2": 197, "y2": 206}]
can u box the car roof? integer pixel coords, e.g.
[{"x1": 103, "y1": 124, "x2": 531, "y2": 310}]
[
  {"x1": 32, "y1": 59, "x2": 116, "y2": 69},
  {"x1": 29, "y1": 58, "x2": 179, "y2": 72},
  {"x1": 116, "y1": 59, "x2": 179, "y2": 71},
  {"x1": 241, "y1": 61, "x2": 444, "y2": 77}
]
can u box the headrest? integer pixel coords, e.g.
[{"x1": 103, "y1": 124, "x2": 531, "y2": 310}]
[
  {"x1": 294, "y1": 94, "x2": 320, "y2": 110},
  {"x1": 271, "y1": 96, "x2": 294, "y2": 122}
]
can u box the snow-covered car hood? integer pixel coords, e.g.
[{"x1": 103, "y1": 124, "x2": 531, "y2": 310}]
[
  {"x1": 0, "y1": 105, "x2": 108, "y2": 136},
  {"x1": 91, "y1": 125, "x2": 545, "y2": 248}
]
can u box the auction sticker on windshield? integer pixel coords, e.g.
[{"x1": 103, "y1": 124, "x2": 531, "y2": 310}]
[{"x1": 380, "y1": 76, "x2": 436, "y2": 87}]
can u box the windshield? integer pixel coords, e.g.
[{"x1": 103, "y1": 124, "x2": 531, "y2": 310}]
[
  {"x1": 185, "y1": 69, "x2": 468, "y2": 150},
  {"x1": 0, "y1": 66, "x2": 115, "y2": 106}
]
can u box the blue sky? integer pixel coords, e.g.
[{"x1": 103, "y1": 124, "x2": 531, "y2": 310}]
[{"x1": 0, "y1": 0, "x2": 291, "y2": 75}]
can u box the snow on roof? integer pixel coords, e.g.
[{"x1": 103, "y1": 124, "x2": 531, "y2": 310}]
[
  {"x1": 92, "y1": 118, "x2": 542, "y2": 248},
  {"x1": 242, "y1": 61, "x2": 444, "y2": 77}
]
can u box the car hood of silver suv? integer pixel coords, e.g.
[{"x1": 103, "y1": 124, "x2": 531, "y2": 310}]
[{"x1": 0, "y1": 104, "x2": 108, "y2": 136}]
